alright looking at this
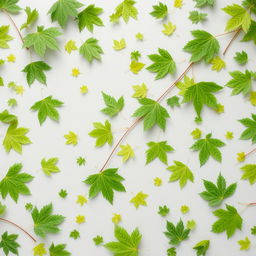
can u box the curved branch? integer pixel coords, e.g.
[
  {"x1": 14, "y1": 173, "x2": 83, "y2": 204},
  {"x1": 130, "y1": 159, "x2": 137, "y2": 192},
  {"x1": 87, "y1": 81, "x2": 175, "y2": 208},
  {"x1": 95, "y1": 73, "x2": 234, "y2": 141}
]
[
  {"x1": 99, "y1": 62, "x2": 194, "y2": 172},
  {"x1": 0, "y1": 217, "x2": 37, "y2": 242},
  {"x1": 223, "y1": 28, "x2": 242, "y2": 56}
]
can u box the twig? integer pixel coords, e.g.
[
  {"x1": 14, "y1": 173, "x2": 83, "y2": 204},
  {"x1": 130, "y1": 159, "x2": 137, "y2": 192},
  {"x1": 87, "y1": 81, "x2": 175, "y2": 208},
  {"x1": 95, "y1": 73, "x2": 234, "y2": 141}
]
[
  {"x1": 99, "y1": 62, "x2": 194, "y2": 172},
  {"x1": 245, "y1": 147, "x2": 256, "y2": 158},
  {"x1": 214, "y1": 30, "x2": 239, "y2": 38},
  {"x1": 248, "y1": 202, "x2": 256, "y2": 206},
  {"x1": 3, "y1": 9, "x2": 25, "y2": 45},
  {"x1": 0, "y1": 217, "x2": 37, "y2": 242},
  {"x1": 222, "y1": 28, "x2": 242, "y2": 55}
]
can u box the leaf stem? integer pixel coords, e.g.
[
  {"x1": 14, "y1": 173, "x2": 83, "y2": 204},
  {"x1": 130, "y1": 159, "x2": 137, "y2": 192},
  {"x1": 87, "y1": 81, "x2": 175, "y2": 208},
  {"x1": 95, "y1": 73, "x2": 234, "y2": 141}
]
[
  {"x1": 2, "y1": 9, "x2": 25, "y2": 46},
  {"x1": 99, "y1": 62, "x2": 194, "y2": 172},
  {"x1": 214, "y1": 30, "x2": 239, "y2": 38},
  {"x1": 245, "y1": 147, "x2": 256, "y2": 158},
  {"x1": 0, "y1": 217, "x2": 37, "y2": 242},
  {"x1": 222, "y1": 28, "x2": 242, "y2": 56},
  {"x1": 248, "y1": 202, "x2": 256, "y2": 206}
]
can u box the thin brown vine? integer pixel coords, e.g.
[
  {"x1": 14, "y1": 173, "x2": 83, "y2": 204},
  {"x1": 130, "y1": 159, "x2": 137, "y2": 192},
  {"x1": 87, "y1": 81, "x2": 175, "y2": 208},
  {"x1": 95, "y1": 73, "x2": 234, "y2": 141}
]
[{"x1": 0, "y1": 217, "x2": 37, "y2": 242}]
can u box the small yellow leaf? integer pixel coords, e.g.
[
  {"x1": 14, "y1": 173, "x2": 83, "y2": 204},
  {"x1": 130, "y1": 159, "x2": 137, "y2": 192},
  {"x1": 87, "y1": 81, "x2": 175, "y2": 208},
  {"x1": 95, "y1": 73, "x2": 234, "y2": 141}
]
[
  {"x1": 174, "y1": 0, "x2": 183, "y2": 8},
  {"x1": 130, "y1": 192, "x2": 148, "y2": 209},
  {"x1": 132, "y1": 83, "x2": 148, "y2": 98},
  {"x1": 72, "y1": 68, "x2": 80, "y2": 77},
  {"x1": 215, "y1": 103, "x2": 224, "y2": 113},
  {"x1": 33, "y1": 243, "x2": 47, "y2": 256},
  {"x1": 76, "y1": 215, "x2": 85, "y2": 224},
  {"x1": 7, "y1": 54, "x2": 16, "y2": 62},
  {"x1": 191, "y1": 128, "x2": 202, "y2": 139},
  {"x1": 154, "y1": 177, "x2": 162, "y2": 186},
  {"x1": 210, "y1": 56, "x2": 226, "y2": 72},
  {"x1": 238, "y1": 237, "x2": 251, "y2": 250},
  {"x1": 113, "y1": 38, "x2": 126, "y2": 50},
  {"x1": 112, "y1": 213, "x2": 122, "y2": 224},
  {"x1": 14, "y1": 85, "x2": 24, "y2": 95},
  {"x1": 76, "y1": 195, "x2": 87, "y2": 206},
  {"x1": 130, "y1": 60, "x2": 145, "y2": 74},
  {"x1": 117, "y1": 144, "x2": 135, "y2": 162},
  {"x1": 80, "y1": 85, "x2": 88, "y2": 94},
  {"x1": 64, "y1": 131, "x2": 78, "y2": 145},
  {"x1": 225, "y1": 131, "x2": 234, "y2": 140},
  {"x1": 162, "y1": 22, "x2": 176, "y2": 36},
  {"x1": 136, "y1": 32, "x2": 144, "y2": 40},
  {"x1": 250, "y1": 91, "x2": 256, "y2": 106},
  {"x1": 237, "y1": 152, "x2": 245, "y2": 162},
  {"x1": 65, "y1": 40, "x2": 78, "y2": 54}
]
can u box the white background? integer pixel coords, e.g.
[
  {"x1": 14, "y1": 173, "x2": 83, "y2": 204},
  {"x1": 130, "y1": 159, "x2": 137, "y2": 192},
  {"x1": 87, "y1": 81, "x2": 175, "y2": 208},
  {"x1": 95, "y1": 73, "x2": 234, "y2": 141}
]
[{"x1": 1, "y1": 0, "x2": 256, "y2": 255}]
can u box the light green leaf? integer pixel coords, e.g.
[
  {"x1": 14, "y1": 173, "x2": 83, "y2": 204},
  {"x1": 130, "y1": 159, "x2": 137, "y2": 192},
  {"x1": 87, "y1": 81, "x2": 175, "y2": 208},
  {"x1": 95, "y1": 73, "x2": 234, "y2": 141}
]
[
  {"x1": 20, "y1": 7, "x2": 38, "y2": 30},
  {"x1": 167, "y1": 161, "x2": 194, "y2": 188},
  {"x1": 31, "y1": 96, "x2": 64, "y2": 125},
  {"x1": 79, "y1": 37, "x2": 103, "y2": 62},
  {"x1": 84, "y1": 168, "x2": 126, "y2": 204},
  {"x1": 0, "y1": 163, "x2": 33, "y2": 202},
  {"x1": 212, "y1": 204, "x2": 242, "y2": 238},
  {"x1": 0, "y1": 25, "x2": 13, "y2": 48},
  {"x1": 146, "y1": 141, "x2": 174, "y2": 165},
  {"x1": 22, "y1": 61, "x2": 51, "y2": 86},
  {"x1": 77, "y1": 4, "x2": 103, "y2": 32},
  {"x1": 41, "y1": 157, "x2": 60, "y2": 176},
  {"x1": 147, "y1": 48, "x2": 176, "y2": 79},
  {"x1": 132, "y1": 98, "x2": 170, "y2": 130},
  {"x1": 23, "y1": 26, "x2": 62, "y2": 57},
  {"x1": 240, "y1": 164, "x2": 256, "y2": 184},
  {"x1": 150, "y1": 2, "x2": 168, "y2": 19},
  {"x1": 88, "y1": 120, "x2": 113, "y2": 147}
]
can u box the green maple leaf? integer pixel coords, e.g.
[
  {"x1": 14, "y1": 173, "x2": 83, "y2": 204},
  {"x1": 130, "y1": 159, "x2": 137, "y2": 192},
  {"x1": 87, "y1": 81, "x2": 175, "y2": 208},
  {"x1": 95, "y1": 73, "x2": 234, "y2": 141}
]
[
  {"x1": 193, "y1": 240, "x2": 210, "y2": 256},
  {"x1": 41, "y1": 157, "x2": 60, "y2": 176},
  {"x1": 243, "y1": 0, "x2": 256, "y2": 14},
  {"x1": 48, "y1": 0, "x2": 83, "y2": 28},
  {"x1": 105, "y1": 225, "x2": 142, "y2": 256},
  {"x1": 194, "y1": 0, "x2": 214, "y2": 7},
  {"x1": 49, "y1": 243, "x2": 71, "y2": 256},
  {"x1": 150, "y1": 2, "x2": 168, "y2": 19},
  {"x1": 101, "y1": 92, "x2": 124, "y2": 117},
  {"x1": 239, "y1": 114, "x2": 256, "y2": 143},
  {"x1": 31, "y1": 203, "x2": 65, "y2": 238},
  {"x1": 0, "y1": 109, "x2": 17, "y2": 124},
  {"x1": 146, "y1": 141, "x2": 174, "y2": 165},
  {"x1": 158, "y1": 205, "x2": 170, "y2": 217},
  {"x1": 3, "y1": 124, "x2": 31, "y2": 154},
  {"x1": 132, "y1": 98, "x2": 170, "y2": 130},
  {"x1": 0, "y1": 0, "x2": 21, "y2": 13},
  {"x1": 77, "y1": 4, "x2": 103, "y2": 32},
  {"x1": 84, "y1": 168, "x2": 126, "y2": 204},
  {"x1": 225, "y1": 70, "x2": 255, "y2": 96},
  {"x1": 22, "y1": 61, "x2": 51, "y2": 86},
  {"x1": 20, "y1": 7, "x2": 38, "y2": 30},
  {"x1": 182, "y1": 82, "x2": 223, "y2": 120},
  {"x1": 167, "y1": 247, "x2": 176, "y2": 256},
  {"x1": 79, "y1": 37, "x2": 103, "y2": 62},
  {"x1": 212, "y1": 204, "x2": 243, "y2": 238},
  {"x1": 189, "y1": 11, "x2": 207, "y2": 24},
  {"x1": 0, "y1": 232, "x2": 20, "y2": 256},
  {"x1": 0, "y1": 163, "x2": 33, "y2": 203},
  {"x1": 30, "y1": 96, "x2": 64, "y2": 125},
  {"x1": 164, "y1": 219, "x2": 190, "y2": 245},
  {"x1": 240, "y1": 164, "x2": 256, "y2": 184},
  {"x1": 146, "y1": 48, "x2": 176, "y2": 79},
  {"x1": 199, "y1": 173, "x2": 237, "y2": 206},
  {"x1": 234, "y1": 51, "x2": 248, "y2": 65},
  {"x1": 190, "y1": 133, "x2": 225, "y2": 166},
  {"x1": 111, "y1": 0, "x2": 138, "y2": 23},
  {"x1": 167, "y1": 161, "x2": 194, "y2": 188},
  {"x1": 183, "y1": 30, "x2": 220, "y2": 63},
  {"x1": 167, "y1": 96, "x2": 180, "y2": 108},
  {"x1": 222, "y1": 4, "x2": 251, "y2": 33},
  {"x1": 242, "y1": 20, "x2": 256, "y2": 44},
  {"x1": 23, "y1": 26, "x2": 62, "y2": 57},
  {"x1": 0, "y1": 25, "x2": 13, "y2": 48},
  {"x1": 88, "y1": 120, "x2": 113, "y2": 147}
]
